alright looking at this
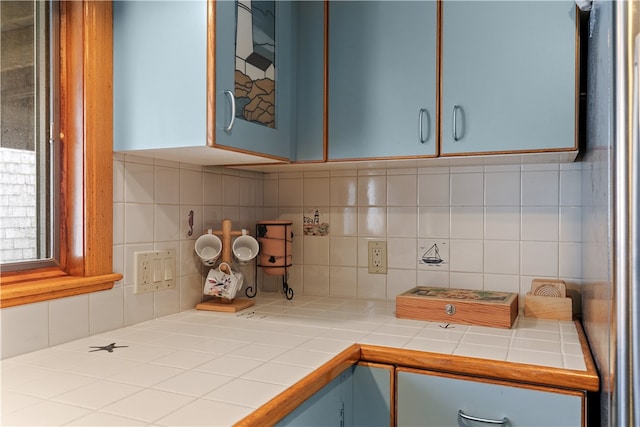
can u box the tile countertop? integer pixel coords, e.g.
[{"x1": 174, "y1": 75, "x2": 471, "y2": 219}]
[{"x1": 1, "y1": 293, "x2": 599, "y2": 426}]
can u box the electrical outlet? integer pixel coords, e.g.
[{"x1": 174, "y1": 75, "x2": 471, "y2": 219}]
[
  {"x1": 134, "y1": 250, "x2": 176, "y2": 294},
  {"x1": 368, "y1": 241, "x2": 387, "y2": 274}
]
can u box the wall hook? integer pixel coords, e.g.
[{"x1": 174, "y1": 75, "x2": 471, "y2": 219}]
[{"x1": 187, "y1": 210, "x2": 194, "y2": 236}]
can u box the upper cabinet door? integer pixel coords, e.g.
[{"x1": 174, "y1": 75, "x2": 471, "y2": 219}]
[
  {"x1": 114, "y1": 0, "x2": 207, "y2": 152},
  {"x1": 328, "y1": 1, "x2": 438, "y2": 160},
  {"x1": 293, "y1": 1, "x2": 326, "y2": 162},
  {"x1": 214, "y1": 0, "x2": 294, "y2": 160},
  {"x1": 441, "y1": 1, "x2": 577, "y2": 155}
]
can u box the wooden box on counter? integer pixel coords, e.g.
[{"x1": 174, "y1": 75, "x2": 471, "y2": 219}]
[{"x1": 396, "y1": 287, "x2": 518, "y2": 329}]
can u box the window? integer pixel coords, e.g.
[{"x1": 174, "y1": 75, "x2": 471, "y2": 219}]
[
  {"x1": 1, "y1": 1, "x2": 58, "y2": 268},
  {"x1": 0, "y1": 1, "x2": 122, "y2": 308}
]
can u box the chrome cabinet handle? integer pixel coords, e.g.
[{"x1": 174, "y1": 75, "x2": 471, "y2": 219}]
[
  {"x1": 418, "y1": 108, "x2": 429, "y2": 143},
  {"x1": 452, "y1": 105, "x2": 462, "y2": 141},
  {"x1": 224, "y1": 90, "x2": 236, "y2": 132},
  {"x1": 458, "y1": 410, "x2": 508, "y2": 426}
]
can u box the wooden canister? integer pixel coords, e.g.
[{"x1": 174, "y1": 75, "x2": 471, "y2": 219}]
[{"x1": 257, "y1": 220, "x2": 293, "y2": 276}]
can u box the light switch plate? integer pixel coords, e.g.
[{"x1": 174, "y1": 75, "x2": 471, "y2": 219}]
[{"x1": 134, "y1": 250, "x2": 176, "y2": 293}]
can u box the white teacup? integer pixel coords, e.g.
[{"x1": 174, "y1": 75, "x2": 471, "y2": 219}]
[
  {"x1": 232, "y1": 230, "x2": 259, "y2": 264},
  {"x1": 204, "y1": 262, "x2": 242, "y2": 300},
  {"x1": 195, "y1": 230, "x2": 222, "y2": 266}
]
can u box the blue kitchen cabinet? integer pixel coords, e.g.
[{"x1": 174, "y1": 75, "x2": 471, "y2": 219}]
[
  {"x1": 328, "y1": 1, "x2": 438, "y2": 160},
  {"x1": 277, "y1": 363, "x2": 393, "y2": 426},
  {"x1": 215, "y1": 0, "x2": 295, "y2": 160},
  {"x1": 113, "y1": 1, "x2": 207, "y2": 156},
  {"x1": 350, "y1": 362, "x2": 393, "y2": 426},
  {"x1": 397, "y1": 368, "x2": 584, "y2": 426},
  {"x1": 292, "y1": 1, "x2": 325, "y2": 162},
  {"x1": 114, "y1": 0, "x2": 315, "y2": 164},
  {"x1": 440, "y1": 1, "x2": 578, "y2": 156}
]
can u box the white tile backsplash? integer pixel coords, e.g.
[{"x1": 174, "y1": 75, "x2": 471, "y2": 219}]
[
  {"x1": 155, "y1": 166, "x2": 180, "y2": 204},
  {"x1": 418, "y1": 206, "x2": 450, "y2": 238},
  {"x1": 387, "y1": 174, "x2": 416, "y2": 206},
  {"x1": 329, "y1": 207, "x2": 357, "y2": 236},
  {"x1": 303, "y1": 176, "x2": 330, "y2": 206},
  {"x1": 484, "y1": 171, "x2": 521, "y2": 206},
  {"x1": 450, "y1": 172, "x2": 484, "y2": 206},
  {"x1": 330, "y1": 175, "x2": 358, "y2": 206},
  {"x1": 124, "y1": 161, "x2": 154, "y2": 203},
  {"x1": 1, "y1": 302, "x2": 49, "y2": 358},
  {"x1": 484, "y1": 206, "x2": 520, "y2": 240},
  {"x1": 387, "y1": 206, "x2": 417, "y2": 237},
  {"x1": 521, "y1": 241, "x2": 559, "y2": 277},
  {"x1": 449, "y1": 239, "x2": 484, "y2": 273},
  {"x1": 358, "y1": 175, "x2": 386, "y2": 206},
  {"x1": 48, "y1": 295, "x2": 89, "y2": 346},
  {"x1": 418, "y1": 173, "x2": 450, "y2": 206},
  {"x1": 329, "y1": 236, "x2": 357, "y2": 266},
  {"x1": 521, "y1": 170, "x2": 559, "y2": 206},
  {"x1": 521, "y1": 206, "x2": 559, "y2": 242},
  {"x1": 484, "y1": 240, "x2": 520, "y2": 275},
  {"x1": 358, "y1": 206, "x2": 386, "y2": 236},
  {"x1": 451, "y1": 206, "x2": 484, "y2": 239},
  {"x1": 2, "y1": 159, "x2": 583, "y2": 359},
  {"x1": 329, "y1": 266, "x2": 358, "y2": 297}
]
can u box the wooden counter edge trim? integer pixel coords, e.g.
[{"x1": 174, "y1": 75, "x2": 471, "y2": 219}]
[
  {"x1": 359, "y1": 344, "x2": 600, "y2": 392},
  {"x1": 574, "y1": 319, "x2": 599, "y2": 387},
  {"x1": 234, "y1": 343, "x2": 361, "y2": 427}
]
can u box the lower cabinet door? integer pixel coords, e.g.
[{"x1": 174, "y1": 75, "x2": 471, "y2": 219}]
[
  {"x1": 396, "y1": 368, "x2": 584, "y2": 427},
  {"x1": 350, "y1": 363, "x2": 393, "y2": 427},
  {"x1": 277, "y1": 363, "x2": 394, "y2": 426},
  {"x1": 276, "y1": 371, "x2": 344, "y2": 427}
]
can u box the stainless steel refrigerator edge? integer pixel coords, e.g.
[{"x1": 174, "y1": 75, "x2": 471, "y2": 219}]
[{"x1": 582, "y1": 1, "x2": 639, "y2": 426}]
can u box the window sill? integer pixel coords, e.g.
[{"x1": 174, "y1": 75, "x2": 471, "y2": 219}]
[{"x1": 0, "y1": 271, "x2": 123, "y2": 308}]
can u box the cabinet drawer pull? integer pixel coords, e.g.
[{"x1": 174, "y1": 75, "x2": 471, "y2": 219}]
[
  {"x1": 224, "y1": 90, "x2": 236, "y2": 132},
  {"x1": 452, "y1": 105, "x2": 463, "y2": 141},
  {"x1": 458, "y1": 409, "x2": 508, "y2": 425},
  {"x1": 418, "y1": 108, "x2": 430, "y2": 143}
]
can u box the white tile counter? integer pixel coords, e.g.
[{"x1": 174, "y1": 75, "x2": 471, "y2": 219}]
[{"x1": 1, "y1": 293, "x2": 595, "y2": 426}]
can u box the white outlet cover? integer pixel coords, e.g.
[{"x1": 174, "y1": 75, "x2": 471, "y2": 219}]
[
  {"x1": 134, "y1": 250, "x2": 176, "y2": 294},
  {"x1": 367, "y1": 241, "x2": 387, "y2": 274}
]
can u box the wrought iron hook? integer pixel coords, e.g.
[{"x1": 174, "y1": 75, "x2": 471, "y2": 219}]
[{"x1": 187, "y1": 210, "x2": 194, "y2": 236}]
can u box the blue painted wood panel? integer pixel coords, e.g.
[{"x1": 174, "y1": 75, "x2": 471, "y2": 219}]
[
  {"x1": 351, "y1": 364, "x2": 392, "y2": 427},
  {"x1": 276, "y1": 371, "x2": 344, "y2": 426},
  {"x1": 293, "y1": 1, "x2": 325, "y2": 162},
  {"x1": 113, "y1": 0, "x2": 206, "y2": 151},
  {"x1": 441, "y1": 1, "x2": 577, "y2": 154},
  {"x1": 277, "y1": 364, "x2": 392, "y2": 426},
  {"x1": 328, "y1": 1, "x2": 437, "y2": 159},
  {"x1": 397, "y1": 370, "x2": 582, "y2": 426}
]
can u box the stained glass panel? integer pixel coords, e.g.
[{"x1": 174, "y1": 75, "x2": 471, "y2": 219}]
[{"x1": 235, "y1": 1, "x2": 275, "y2": 129}]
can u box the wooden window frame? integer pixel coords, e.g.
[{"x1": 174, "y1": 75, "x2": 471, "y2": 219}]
[{"x1": 0, "y1": 1, "x2": 122, "y2": 308}]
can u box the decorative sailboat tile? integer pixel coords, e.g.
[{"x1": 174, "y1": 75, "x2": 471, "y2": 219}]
[
  {"x1": 303, "y1": 209, "x2": 329, "y2": 236},
  {"x1": 418, "y1": 240, "x2": 448, "y2": 267}
]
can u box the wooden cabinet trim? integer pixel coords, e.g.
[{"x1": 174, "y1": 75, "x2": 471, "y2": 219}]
[{"x1": 360, "y1": 344, "x2": 599, "y2": 393}]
